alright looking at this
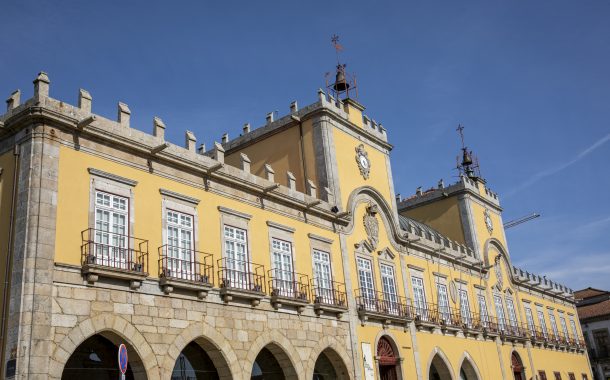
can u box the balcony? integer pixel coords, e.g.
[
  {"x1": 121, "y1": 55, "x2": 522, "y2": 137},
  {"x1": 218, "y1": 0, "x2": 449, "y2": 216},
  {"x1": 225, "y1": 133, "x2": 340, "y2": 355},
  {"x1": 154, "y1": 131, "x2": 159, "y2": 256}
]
[
  {"x1": 480, "y1": 316, "x2": 501, "y2": 338},
  {"x1": 499, "y1": 321, "x2": 530, "y2": 343},
  {"x1": 458, "y1": 312, "x2": 485, "y2": 335},
  {"x1": 413, "y1": 302, "x2": 441, "y2": 330},
  {"x1": 268, "y1": 270, "x2": 310, "y2": 313},
  {"x1": 217, "y1": 258, "x2": 265, "y2": 306},
  {"x1": 356, "y1": 289, "x2": 413, "y2": 326},
  {"x1": 530, "y1": 327, "x2": 548, "y2": 346},
  {"x1": 158, "y1": 245, "x2": 214, "y2": 299},
  {"x1": 311, "y1": 280, "x2": 348, "y2": 318},
  {"x1": 81, "y1": 228, "x2": 149, "y2": 289}
]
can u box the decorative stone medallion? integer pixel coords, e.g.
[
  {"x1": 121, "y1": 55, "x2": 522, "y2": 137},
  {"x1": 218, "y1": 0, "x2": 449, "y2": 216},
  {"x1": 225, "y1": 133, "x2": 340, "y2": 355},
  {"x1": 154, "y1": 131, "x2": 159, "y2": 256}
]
[
  {"x1": 484, "y1": 208, "x2": 493, "y2": 234},
  {"x1": 449, "y1": 280, "x2": 458, "y2": 304},
  {"x1": 363, "y1": 203, "x2": 379, "y2": 250},
  {"x1": 355, "y1": 144, "x2": 371, "y2": 180}
]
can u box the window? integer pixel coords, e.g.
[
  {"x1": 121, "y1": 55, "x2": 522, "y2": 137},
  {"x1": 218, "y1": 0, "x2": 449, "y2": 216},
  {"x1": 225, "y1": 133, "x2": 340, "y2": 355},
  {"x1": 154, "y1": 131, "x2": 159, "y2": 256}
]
[
  {"x1": 554, "y1": 372, "x2": 562, "y2": 380},
  {"x1": 548, "y1": 310, "x2": 559, "y2": 339},
  {"x1": 312, "y1": 250, "x2": 333, "y2": 302},
  {"x1": 493, "y1": 294, "x2": 506, "y2": 331},
  {"x1": 411, "y1": 276, "x2": 428, "y2": 319},
  {"x1": 538, "y1": 370, "x2": 547, "y2": 380},
  {"x1": 380, "y1": 264, "x2": 398, "y2": 314},
  {"x1": 505, "y1": 296, "x2": 518, "y2": 328},
  {"x1": 570, "y1": 319, "x2": 579, "y2": 342},
  {"x1": 593, "y1": 329, "x2": 609, "y2": 357},
  {"x1": 525, "y1": 305, "x2": 536, "y2": 334},
  {"x1": 271, "y1": 238, "x2": 294, "y2": 295},
  {"x1": 166, "y1": 210, "x2": 194, "y2": 278},
  {"x1": 94, "y1": 191, "x2": 128, "y2": 268},
  {"x1": 537, "y1": 307, "x2": 549, "y2": 339},
  {"x1": 478, "y1": 294, "x2": 489, "y2": 327},
  {"x1": 224, "y1": 225, "x2": 248, "y2": 289},
  {"x1": 459, "y1": 289, "x2": 471, "y2": 327},
  {"x1": 437, "y1": 283, "x2": 451, "y2": 323},
  {"x1": 560, "y1": 315, "x2": 570, "y2": 340},
  {"x1": 568, "y1": 373, "x2": 575, "y2": 380},
  {"x1": 581, "y1": 374, "x2": 588, "y2": 380},
  {"x1": 357, "y1": 258, "x2": 375, "y2": 308}
]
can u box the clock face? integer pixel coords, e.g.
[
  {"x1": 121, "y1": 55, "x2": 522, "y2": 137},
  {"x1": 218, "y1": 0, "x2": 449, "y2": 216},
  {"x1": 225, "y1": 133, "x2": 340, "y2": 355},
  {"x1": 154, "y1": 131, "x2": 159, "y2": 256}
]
[
  {"x1": 484, "y1": 209, "x2": 493, "y2": 234},
  {"x1": 359, "y1": 154, "x2": 369, "y2": 169}
]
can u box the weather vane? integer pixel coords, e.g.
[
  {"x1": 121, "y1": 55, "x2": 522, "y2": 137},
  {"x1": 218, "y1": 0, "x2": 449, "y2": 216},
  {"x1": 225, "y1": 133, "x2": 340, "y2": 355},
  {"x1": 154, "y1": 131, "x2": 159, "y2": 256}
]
[{"x1": 331, "y1": 34, "x2": 343, "y2": 65}]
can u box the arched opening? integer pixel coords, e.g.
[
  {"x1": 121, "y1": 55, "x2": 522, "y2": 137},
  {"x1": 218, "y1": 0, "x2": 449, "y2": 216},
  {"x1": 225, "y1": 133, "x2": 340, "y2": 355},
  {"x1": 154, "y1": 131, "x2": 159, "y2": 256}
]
[
  {"x1": 377, "y1": 336, "x2": 401, "y2": 380},
  {"x1": 429, "y1": 354, "x2": 453, "y2": 380},
  {"x1": 171, "y1": 341, "x2": 221, "y2": 380},
  {"x1": 511, "y1": 352, "x2": 525, "y2": 380},
  {"x1": 313, "y1": 348, "x2": 350, "y2": 380},
  {"x1": 251, "y1": 344, "x2": 297, "y2": 380},
  {"x1": 62, "y1": 333, "x2": 146, "y2": 380},
  {"x1": 459, "y1": 359, "x2": 479, "y2": 380}
]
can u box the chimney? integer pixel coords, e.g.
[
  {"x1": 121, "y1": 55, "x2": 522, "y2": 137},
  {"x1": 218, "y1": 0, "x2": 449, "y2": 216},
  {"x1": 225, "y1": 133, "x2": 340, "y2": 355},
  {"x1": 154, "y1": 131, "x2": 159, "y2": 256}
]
[
  {"x1": 6, "y1": 90, "x2": 20, "y2": 112},
  {"x1": 33, "y1": 72, "x2": 50, "y2": 101},
  {"x1": 153, "y1": 117, "x2": 166, "y2": 140},
  {"x1": 78, "y1": 89, "x2": 92, "y2": 113},
  {"x1": 185, "y1": 131, "x2": 196, "y2": 152},
  {"x1": 240, "y1": 153, "x2": 251, "y2": 173},
  {"x1": 264, "y1": 164, "x2": 275, "y2": 182},
  {"x1": 243, "y1": 123, "x2": 251, "y2": 134},
  {"x1": 118, "y1": 102, "x2": 131, "y2": 128},
  {"x1": 287, "y1": 172, "x2": 296, "y2": 191}
]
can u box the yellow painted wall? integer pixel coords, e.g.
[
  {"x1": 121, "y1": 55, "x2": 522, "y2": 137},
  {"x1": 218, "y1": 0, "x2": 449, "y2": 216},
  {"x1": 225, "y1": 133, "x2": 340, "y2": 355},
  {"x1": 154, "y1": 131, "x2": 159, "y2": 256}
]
[
  {"x1": 0, "y1": 150, "x2": 15, "y2": 343},
  {"x1": 332, "y1": 128, "x2": 393, "y2": 210},
  {"x1": 401, "y1": 197, "x2": 467, "y2": 244},
  {"x1": 225, "y1": 120, "x2": 318, "y2": 194},
  {"x1": 54, "y1": 146, "x2": 343, "y2": 286},
  {"x1": 469, "y1": 200, "x2": 508, "y2": 256},
  {"x1": 344, "y1": 102, "x2": 363, "y2": 128}
]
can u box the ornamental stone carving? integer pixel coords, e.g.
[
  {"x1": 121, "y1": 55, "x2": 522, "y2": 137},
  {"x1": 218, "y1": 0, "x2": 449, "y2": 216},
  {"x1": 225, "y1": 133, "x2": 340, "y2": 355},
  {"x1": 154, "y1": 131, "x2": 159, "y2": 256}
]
[
  {"x1": 355, "y1": 144, "x2": 371, "y2": 180},
  {"x1": 364, "y1": 203, "x2": 379, "y2": 250}
]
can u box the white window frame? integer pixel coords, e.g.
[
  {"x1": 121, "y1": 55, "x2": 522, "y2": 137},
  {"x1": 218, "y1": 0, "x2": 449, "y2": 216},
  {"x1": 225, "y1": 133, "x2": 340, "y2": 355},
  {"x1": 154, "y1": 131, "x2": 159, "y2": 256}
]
[
  {"x1": 270, "y1": 237, "x2": 295, "y2": 296},
  {"x1": 165, "y1": 209, "x2": 195, "y2": 279},
  {"x1": 548, "y1": 310, "x2": 559, "y2": 339},
  {"x1": 93, "y1": 190, "x2": 129, "y2": 269},
  {"x1": 459, "y1": 289, "x2": 472, "y2": 327},
  {"x1": 505, "y1": 295, "x2": 518, "y2": 328},
  {"x1": 412, "y1": 276, "x2": 428, "y2": 320},
  {"x1": 223, "y1": 225, "x2": 249, "y2": 289},
  {"x1": 494, "y1": 294, "x2": 507, "y2": 331},
  {"x1": 437, "y1": 283, "x2": 451, "y2": 323},
  {"x1": 537, "y1": 306, "x2": 549, "y2": 339},
  {"x1": 478, "y1": 294, "x2": 489, "y2": 327},
  {"x1": 357, "y1": 257, "x2": 375, "y2": 310},
  {"x1": 312, "y1": 249, "x2": 333, "y2": 302},
  {"x1": 525, "y1": 304, "x2": 536, "y2": 333},
  {"x1": 380, "y1": 264, "x2": 399, "y2": 314}
]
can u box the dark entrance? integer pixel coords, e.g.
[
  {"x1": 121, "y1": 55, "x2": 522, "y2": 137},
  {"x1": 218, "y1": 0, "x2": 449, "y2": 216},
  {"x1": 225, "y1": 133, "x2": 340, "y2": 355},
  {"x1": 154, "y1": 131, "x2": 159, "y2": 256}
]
[
  {"x1": 313, "y1": 351, "x2": 337, "y2": 380},
  {"x1": 62, "y1": 334, "x2": 136, "y2": 380},
  {"x1": 512, "y1": 352, "x2": 525, "y2": 380},
  {"x1": 171, "y1": 341, "x2": 220, "y2": 380},
  {"x1": 251, "y1": 347, "x2": 284, "y2": 380},
  {"x1": 377, "y1": 337, "x2": 399, "y2": 380}
]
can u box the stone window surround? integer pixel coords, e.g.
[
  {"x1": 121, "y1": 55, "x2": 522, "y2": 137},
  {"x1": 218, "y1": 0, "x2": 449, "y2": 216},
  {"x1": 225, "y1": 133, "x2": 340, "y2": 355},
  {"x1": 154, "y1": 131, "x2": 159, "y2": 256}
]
[
  {"x1": 355, "y1": 253, "x2": 377, "y2": 295},
  {"x1": 88, "y1": 168, "x2": 137, "y2": 242},
  {"x1": 308, "y1": 233, "x2": 335, "y2": 284},
  {"x1": 218, "y1": 206, "x2": 253, "y2": 270},
  {"x1": 377, "y1": 259, "x2": 399, "y2": 299},
  {"x1": 160, "y1": 188, "x2": 201, "y2": 260},
  {"x1": 266, "y1": 221, "x2": 296, "y2": 277},
  {"x1": 408, "y1": 264, "x2": 428, "y2": 305}
]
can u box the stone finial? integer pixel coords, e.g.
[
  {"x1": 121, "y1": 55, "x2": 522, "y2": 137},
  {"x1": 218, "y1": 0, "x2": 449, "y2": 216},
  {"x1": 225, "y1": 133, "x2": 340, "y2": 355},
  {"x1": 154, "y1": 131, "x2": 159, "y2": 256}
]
[
  {"x1": 287, "y1": 171, "x2": 296, "y2": 191},
  {"x1": 317, "y1": 88, "x2": 326, "y2": 103},
  {"x1": 416, "y1": 186, "x2": 422, "y2": 196},
  {"x1": 240, "y1": 153, "x2": 251, "y2": 173},
  {"x1": 33, "y1": 72, "x2": 50, "y2": 100},
  {"x1": 306, "y1": 179, "x2": 317, "y2": 198},
  {"x1": 264, "y1": 164, "x2": 275, "y2": 182},
  {"x1": 186, "y1": 131, "x2": 196, "y2": 152},
  {"x1": 222, "y1": 133, "x2": 229, "y2": 144},
  {"x1": 266, "y1": 112, "x2": 274, "y2": 125},
  {"x1": 118, "y1": 102, "x2": 131, "y2": 128},
  {"x1": 396, "y1": 193, "x2": 402, "y2": 203},
  {"x1": 6, "y1": 90, "x2": 20, "y2": 111},
  {"x1": 363, "y1": 115, "x2": 371, "y2": 128},
  {"x1": 212, "y1": 142, "x2": 225, "y2": 163},
  {"x1": 438, "y1": 179, "x2": 444, "y2": 189},
  {"x1": 290, "y1": 101, "x2": 298, "y2": 113},
  {"x1": 153, "y1": 117, "x2": 166, "y2": 139},
  {"x1": 198, "y1": 143, "x2": 206, "y2": 155},
  {"x1": 78, "y1": 89, "x2": 92, "y2": 113},
  {"x1": 243, "y1": 123, "x2": 251, "y2": 134},
  {"x1": 371, "y1": 120, "x2": 378, "y2": 131},
  {"x1": 323, "y1": 187, "x2": 335, "y2": 204}
]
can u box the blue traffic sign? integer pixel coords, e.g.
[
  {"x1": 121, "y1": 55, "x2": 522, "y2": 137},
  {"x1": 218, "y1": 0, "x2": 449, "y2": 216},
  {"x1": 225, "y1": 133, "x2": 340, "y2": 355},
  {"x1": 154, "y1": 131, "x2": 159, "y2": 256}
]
[{"x1": 118, "y1": 344, "x2": 128, "y2": 374}]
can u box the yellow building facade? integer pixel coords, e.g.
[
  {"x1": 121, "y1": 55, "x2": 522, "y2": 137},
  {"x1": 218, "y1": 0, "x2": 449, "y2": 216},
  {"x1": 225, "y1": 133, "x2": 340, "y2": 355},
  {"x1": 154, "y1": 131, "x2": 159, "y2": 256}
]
[{"x1": 0, "y1": 72, "x2": 592, "y2": 380}]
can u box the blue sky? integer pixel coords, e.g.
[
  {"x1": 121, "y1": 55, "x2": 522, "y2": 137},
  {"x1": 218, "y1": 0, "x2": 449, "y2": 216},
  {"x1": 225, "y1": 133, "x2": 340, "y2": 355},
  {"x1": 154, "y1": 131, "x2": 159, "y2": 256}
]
[{"x1": 2, "y1": 1, "x2": 609, "y2": 290}]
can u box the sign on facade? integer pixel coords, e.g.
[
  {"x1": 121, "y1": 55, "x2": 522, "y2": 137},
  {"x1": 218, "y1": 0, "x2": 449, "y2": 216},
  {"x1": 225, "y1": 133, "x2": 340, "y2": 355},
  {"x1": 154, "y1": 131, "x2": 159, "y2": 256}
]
[
  {"x1": 118, "y1": 343, "x2": 128, "y2": 379},
  {"x1": 361, "y1": 342, "x2": 375, "y2": 380}
]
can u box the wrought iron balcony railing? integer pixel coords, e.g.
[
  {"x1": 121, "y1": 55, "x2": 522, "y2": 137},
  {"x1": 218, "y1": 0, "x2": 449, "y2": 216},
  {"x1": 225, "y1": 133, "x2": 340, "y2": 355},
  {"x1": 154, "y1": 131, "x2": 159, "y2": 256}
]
[
  {"x1": 356, "y1": 289, "x2": 413, "y2": 320},
  {"x1": 158, "y1": 245, "x2": 213, "y2": 285},
  {"x1": 217, "y1": 257, "x2": 265, "y2": 294},
  {"x1": 311, "y1": 279, "x2": 347, "y2": 309},
  {"x1": 268, "y1": 269, "x2": 310, "y2": 302},
  {"x1": 81, "y1": 228, "x2": 149, "y2": 274}
]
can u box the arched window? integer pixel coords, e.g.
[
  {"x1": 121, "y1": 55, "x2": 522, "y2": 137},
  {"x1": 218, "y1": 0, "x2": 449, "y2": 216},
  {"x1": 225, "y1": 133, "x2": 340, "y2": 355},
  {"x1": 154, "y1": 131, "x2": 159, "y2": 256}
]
[
  {"x1": 511, "y1": 352, "x2": 525, "y2": 380},
  {"x1": 377, "y1": 337, "x2": 400, "y2": 380}
]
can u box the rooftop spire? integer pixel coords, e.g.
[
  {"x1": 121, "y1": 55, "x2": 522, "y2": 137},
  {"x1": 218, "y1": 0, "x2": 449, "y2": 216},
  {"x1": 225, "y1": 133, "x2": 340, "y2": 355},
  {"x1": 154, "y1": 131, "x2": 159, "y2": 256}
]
[
  {"x1": 455, "y1": 124, "x2": 482, "y2": 180},
  {"x1": 325, "y1": 35, "x2": 358, "y2": 100}
]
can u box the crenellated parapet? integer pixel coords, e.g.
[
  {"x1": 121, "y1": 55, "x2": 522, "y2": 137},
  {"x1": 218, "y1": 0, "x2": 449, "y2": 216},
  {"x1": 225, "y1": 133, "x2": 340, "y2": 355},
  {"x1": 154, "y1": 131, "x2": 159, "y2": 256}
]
[{"x1": 512, "y1": 265, "x2": 574, "y2": 300}]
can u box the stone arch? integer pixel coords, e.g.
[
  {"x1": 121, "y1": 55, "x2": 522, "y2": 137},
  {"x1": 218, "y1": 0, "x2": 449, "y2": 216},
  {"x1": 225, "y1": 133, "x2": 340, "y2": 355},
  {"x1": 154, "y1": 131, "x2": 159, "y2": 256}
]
[
  {"x1": 427, "y1": 347, "x2": 455, "y2": 380},
  {"x1": 305, "y1": 335, "x2": 352, "y2": 380},
  {"x1": 374, "y1": 332, "x2": 404, "y2": 380},
  {"x1": 244, "y1": 329, "x2": 304, "y2": 379},
  {"x1": 160, "y1": 320, "x2": 241, "y2": 380},
  {"x1": 457, "y1": 352, "x2": 481, "y2": 380},
  {"x1": 50, "y1": 314, "x2": 159, "y2": 380},
  {"x1": 509, "y1": 350, "x2": 526, "y2": 380}
]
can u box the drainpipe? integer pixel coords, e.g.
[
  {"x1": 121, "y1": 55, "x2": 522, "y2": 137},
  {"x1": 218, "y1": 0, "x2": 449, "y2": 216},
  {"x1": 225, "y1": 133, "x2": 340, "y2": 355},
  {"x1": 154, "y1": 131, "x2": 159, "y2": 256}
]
[{"x1": 1, "y1": 143, "x2": 20, "y2": 370}]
